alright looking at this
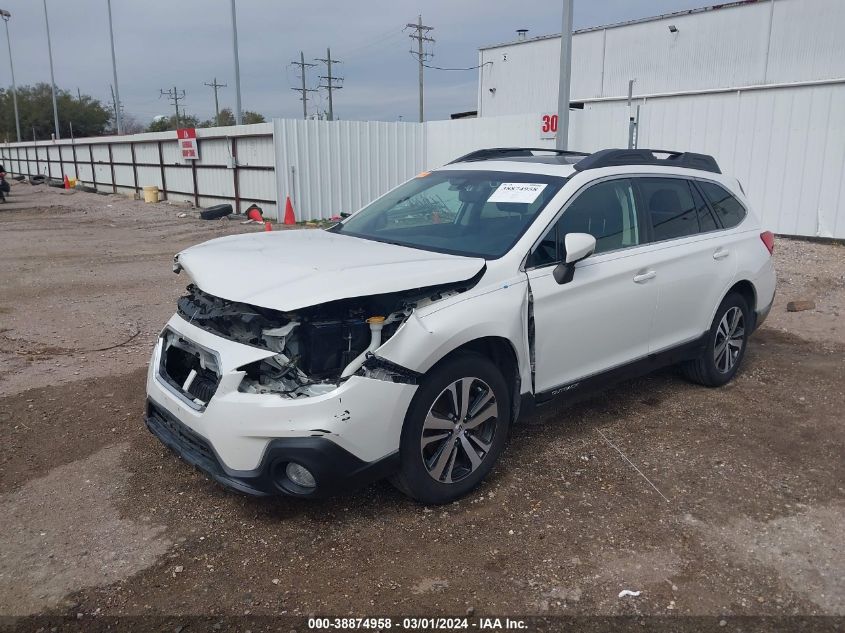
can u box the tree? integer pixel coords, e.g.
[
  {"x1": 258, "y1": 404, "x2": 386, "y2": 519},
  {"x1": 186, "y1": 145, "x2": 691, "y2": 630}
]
[
  {"x1": 198, "y1": 107, "x2": 265, "y2": 128},
  {"x1": 199, "y1": 107, "x2": 235, "y2": 128},
  {"x1": 0, "y1": 83, "x2": 111, "y2": 140},
  {"x1": 119, "y1": 113, "x2": 146, "y2": 135},
  {"x1": 243, "y1": 110, "x2": 266, "y2": 124},
  {"x1": 147, "y1": 113, "x2": 200, "y2": 132}
]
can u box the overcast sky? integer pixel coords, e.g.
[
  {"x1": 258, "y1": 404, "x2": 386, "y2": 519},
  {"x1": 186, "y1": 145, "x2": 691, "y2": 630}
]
[{"x1": 1, "y1": 1, "x2": 713, "y2": 124}]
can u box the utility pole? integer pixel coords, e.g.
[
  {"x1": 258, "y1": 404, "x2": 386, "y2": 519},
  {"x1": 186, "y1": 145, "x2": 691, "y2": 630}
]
[
  {"x1": 110, "y1": 84, "x2": 124, "y2": 131},
  {"x1": 160, "y1": 86, "x2": 186, "y2": 127},
  {"x1": 291, "y1": 51, "x2": 317, "y2": 120},
  {"x1": 204, "y1": 77, "x2": 227, "y2": 126},
  {"x1": 555, "y1": 0, "x2": 574, "y2": 150},
  {"x1": 1, "y1": 9, "x2": 21, "y2": 142},
  {"x1": 229, "y1": 0, "x2": 242, "y2": 125},
  {"x1": 42, "y1": 0, "x2": 60, "y2": 138},
  {"x1": 316, "y1": 48, "x2": 343, "y2": 121},
  {"x1": 406, "y1": 15, "x2": 434, "y2": 123},
  {"x1": 106, "y1": 0, "x2": 123, "y2": 134}
]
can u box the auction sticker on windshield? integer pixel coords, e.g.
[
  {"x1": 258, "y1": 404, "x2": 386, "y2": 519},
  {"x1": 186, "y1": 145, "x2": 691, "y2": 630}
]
[{"x1": 487, "y1": 182, "x2": 547, "y2": 204}]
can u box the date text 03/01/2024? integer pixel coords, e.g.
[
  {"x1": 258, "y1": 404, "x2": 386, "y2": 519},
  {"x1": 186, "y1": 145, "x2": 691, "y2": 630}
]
[{"x1": 306, "y1": 617, "x2": 528, "y2": 630}]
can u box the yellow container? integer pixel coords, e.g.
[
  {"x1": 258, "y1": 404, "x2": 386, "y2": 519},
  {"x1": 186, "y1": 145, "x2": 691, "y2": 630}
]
[{"x1": 142, "y1": 185, "x2": 160, "y2": 203}]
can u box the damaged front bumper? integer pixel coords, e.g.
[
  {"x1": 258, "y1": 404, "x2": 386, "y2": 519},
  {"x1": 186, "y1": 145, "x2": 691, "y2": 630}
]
[{"x1": 145, "y1": 314, "x2": 418, "y2": 497}]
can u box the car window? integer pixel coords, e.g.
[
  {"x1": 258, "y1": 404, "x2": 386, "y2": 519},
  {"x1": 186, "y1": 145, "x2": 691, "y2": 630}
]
[
  {"x1": 559, "y1": 179, "x2": 640, "y2": 255},
  {"x1": 691, "y1": 181, "x2": 718, "y2": 232},
  {"x1": 380, "y1": 179, "x2": 462, "y2": 228},
  {"x1": 526, "y1": 178, "x2": 640, "y2": 268},
  {"x1": 698, "y1": 181, "x2": 747, "y2": 229},
  {"x1": 638, "y1": 177, "x2": 699, "y2": 241},
  {"x1": 334, "y1": 170, "x2": 566, "y2": 259}
]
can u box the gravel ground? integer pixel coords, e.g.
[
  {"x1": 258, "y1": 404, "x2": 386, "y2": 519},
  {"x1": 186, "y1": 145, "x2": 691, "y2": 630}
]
[{"x1": 0, "y1": 181, "x2": 843, "y2": 631}]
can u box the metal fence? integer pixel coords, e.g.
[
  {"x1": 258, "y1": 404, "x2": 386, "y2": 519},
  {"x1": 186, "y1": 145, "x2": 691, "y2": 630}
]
[
  {"x1": 274, "y1": 119, "x2": 425, "y2": 222},
  {"x1": 0, "y1": 123, "x2": 278, "y2": 217},
  {"x1": 0, "y1": 115, "x2": 552, "y2": 223},
  {"x1": 5, "y1": 108, "x2": 840, "y2": 238},
  {"x1": 571, "y1": 81, "x2": 845, "y2": 239},
  {"x1": 0, "y1": 115, "x2": 549, "y2": 222}
]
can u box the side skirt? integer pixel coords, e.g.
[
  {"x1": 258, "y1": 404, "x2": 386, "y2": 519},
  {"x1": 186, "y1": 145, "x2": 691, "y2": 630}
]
[{"x1": 527, "y1": 333, "x2": 709, "y2": 411}]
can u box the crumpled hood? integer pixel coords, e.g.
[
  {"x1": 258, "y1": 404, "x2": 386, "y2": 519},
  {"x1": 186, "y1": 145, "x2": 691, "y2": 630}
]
[{"x1": 176, "y1": 229, "x2": 486, "y2": 312}]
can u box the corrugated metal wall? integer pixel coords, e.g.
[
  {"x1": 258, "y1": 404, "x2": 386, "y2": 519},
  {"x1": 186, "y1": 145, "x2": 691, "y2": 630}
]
[
  {"x1": 0, "y1": 123, "x2": 277, "y2": 217},
  {"x1": 570, "y1": 83, "x2": 845, "y2": 238},
  {"x1": 3, "y1": 109, "x2": 843, "y2": 238},
  {"x1": 273, "y1": 119, "x2": 424, "y2": 221},
  {"x1": 478, "y1": 0, "x2": 845, "y2": 117},
  {"x1": 425, "y1": 113, "x2": 557, "y2": 169}
]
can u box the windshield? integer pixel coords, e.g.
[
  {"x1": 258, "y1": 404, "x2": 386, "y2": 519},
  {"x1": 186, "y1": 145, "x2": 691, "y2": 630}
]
[{"x1": 331, "y1": 170, "x2": 567, "y2": 259}]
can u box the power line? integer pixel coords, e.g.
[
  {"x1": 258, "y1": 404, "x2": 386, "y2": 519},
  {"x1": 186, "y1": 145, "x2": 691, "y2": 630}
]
[
  {"x1": 421, "y1": 59, "x2": 493, "y2": 71},
  {"x1": 204, "y1": 77, "x2": 227, "y2": 126},
  {"x1": 343, "y1": 26, "x2": 405, "y2": 59},
  {"x1": 405, "y1": 15, "x2": 434, "y2": 122},
  {"x1": 315, "y1": 47, "x2": 343, "y2": 121},
  {"x1": 160, "y1": 86, "x2": 186, "y2": 127},
  {"x1": 290, "y1": 51, "x2": 317, "y2": 120}
]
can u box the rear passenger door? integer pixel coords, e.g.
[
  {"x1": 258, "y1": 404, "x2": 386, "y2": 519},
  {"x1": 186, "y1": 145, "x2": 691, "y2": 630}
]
[{"x1": 634, "y1": 177, "x2": 737, "y2": 352}]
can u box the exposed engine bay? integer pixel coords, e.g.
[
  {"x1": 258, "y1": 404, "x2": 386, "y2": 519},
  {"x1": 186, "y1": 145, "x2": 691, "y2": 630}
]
[{"x1": 175, "y1": 278, "x2": 477, "y2": 398}]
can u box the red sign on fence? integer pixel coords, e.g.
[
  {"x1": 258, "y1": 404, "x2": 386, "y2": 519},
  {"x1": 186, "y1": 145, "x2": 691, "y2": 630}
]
[
  {"x1": 540, "y1": 113, "x2": 558, "y2": 140},
  {"x1": 177, "y1": 128, "x2": 199, "y2": 160}
]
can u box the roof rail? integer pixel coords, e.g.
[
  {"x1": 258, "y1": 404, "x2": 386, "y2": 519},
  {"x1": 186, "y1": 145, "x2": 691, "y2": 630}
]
[
  {"x1": 573, "y1": 148, "x2": 721, "y2": 174},
  {"x1": 448, "y1": 147, "x2": 590, "y2": 164}
]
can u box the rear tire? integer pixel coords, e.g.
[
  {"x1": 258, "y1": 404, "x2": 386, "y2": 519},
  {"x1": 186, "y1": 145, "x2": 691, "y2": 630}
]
[
  {"x1": 681, "y1": 293, "x2": 750, "y2": 387},
  {"x1": 392, "y1": 353, "x2": 511, "y2": 504}
]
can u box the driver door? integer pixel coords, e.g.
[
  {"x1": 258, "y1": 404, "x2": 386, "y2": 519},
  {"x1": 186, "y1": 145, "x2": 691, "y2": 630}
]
[{"x1": 526, "y1": 177, "x2": 658, "y2": 393}]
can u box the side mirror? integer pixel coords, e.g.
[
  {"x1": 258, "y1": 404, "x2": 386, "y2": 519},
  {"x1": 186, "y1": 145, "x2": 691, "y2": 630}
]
[{"x1": 553, "y1": 233, "x2": 596, "y2": 285}]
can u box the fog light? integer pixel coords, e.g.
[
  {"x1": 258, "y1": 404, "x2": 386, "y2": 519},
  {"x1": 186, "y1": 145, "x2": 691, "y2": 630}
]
[{"x1": 285, "y1": 462, "x2": 316, "y2": 488}]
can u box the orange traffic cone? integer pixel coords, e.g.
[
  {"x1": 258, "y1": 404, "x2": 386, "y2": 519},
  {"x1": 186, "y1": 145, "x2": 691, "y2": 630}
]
[
  {"x1": 245, "y1": 204, "x2": 264, "y2": 222},
  {"x1": 264, "y1": 220, "x2": 272, "y2": 232},
  {"x1": 63, "y1": 174, "x2": 70, "y2": 189},
  {"x1": 283, "y1": 196, "x2": 296, "y2": 225}
]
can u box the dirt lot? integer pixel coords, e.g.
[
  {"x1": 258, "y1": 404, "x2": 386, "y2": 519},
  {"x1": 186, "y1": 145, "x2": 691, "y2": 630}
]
[{"x1": 1, "y1": 181, "x2": 843, "y2": 631}]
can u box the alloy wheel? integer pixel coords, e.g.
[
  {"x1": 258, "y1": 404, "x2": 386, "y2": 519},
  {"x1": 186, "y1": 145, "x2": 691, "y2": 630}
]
[
  {"x1": 714, "y1": 306, "x2": 745, "y2": 373},
  {"x1": 420, "y1": 377, "x2": 499, "y2": 484}
]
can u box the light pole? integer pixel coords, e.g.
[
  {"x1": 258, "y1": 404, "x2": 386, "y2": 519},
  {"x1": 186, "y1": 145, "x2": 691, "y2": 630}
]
[
  {"x1": 230, "y1": 0, "x2": 242, "y2": 125},
  {"x1": 0, "y1": 9, "x2": 21, "y2": 142},
  {"x1": 42, "y1": 0, "x2": 60, "y2": 138},
  {"x1": 555, "y1": 0, "x2": 573, "y2": 150},
  {"x1": 106, "y1": 0, "x2": 122, "y2": 134}
]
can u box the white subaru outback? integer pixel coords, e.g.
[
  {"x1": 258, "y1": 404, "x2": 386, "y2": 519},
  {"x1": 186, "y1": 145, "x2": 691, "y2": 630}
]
[{"x1": 146, "y1": 147, "x2": 776, "y2": 504}]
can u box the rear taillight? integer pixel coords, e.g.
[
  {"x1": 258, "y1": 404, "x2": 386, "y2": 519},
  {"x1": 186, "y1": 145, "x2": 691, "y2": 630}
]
[{"x1": 760, "y1": 231, "x2": 775, "y2": 255}]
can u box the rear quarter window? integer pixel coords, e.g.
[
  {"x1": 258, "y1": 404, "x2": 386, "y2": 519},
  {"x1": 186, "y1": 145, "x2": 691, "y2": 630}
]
[{"x1": 698, "y1": 181, "x2": 747, "y2": 229}]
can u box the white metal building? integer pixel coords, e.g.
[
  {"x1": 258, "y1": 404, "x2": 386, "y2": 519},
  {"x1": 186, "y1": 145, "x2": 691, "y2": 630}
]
[{"x1": 477, "y1": 0, "x2": 845, "y2": 238}]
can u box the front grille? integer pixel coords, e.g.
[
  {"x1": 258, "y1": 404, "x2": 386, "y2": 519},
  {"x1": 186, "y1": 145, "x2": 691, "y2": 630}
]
[{"x1": 158, "y1": 331, "x2": 221, "y2": 407}]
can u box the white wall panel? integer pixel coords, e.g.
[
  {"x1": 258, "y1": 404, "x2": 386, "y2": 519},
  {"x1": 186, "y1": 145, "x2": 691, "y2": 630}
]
[
  {"x1": 479, "y1": 0, "x2": 845, "y2": 117},
  {"x1": 575, "y1": 84, "x2": 845, "y2": 239},
  {"x1": 426, "y1": 113, "x2": 559, "y2": 168},
  {"x1": 274, "y1": 119, "x2": 424, "y2": 221}
]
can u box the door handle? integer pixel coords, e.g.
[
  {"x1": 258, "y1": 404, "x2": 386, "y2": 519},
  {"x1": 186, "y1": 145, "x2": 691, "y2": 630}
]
[
  {"x1": 633, "y1": 270, "x2": 656, "y2": 283},
  {"x1": 713, "y1": 248, "x2": 730, "y2": 260}
]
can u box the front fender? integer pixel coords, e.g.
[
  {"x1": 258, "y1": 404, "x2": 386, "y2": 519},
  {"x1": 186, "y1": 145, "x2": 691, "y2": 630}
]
[{"x1": 375, "y1": 277, "x2": 532, "y2": 392}]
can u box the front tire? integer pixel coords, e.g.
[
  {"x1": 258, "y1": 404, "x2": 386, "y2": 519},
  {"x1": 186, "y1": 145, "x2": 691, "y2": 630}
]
[
  {"x1": 392, "y1": 353, "x2": 511, "y2": 504},
  {"x1": 682, "y1": 293, "x2": 750, "y2": 387}
]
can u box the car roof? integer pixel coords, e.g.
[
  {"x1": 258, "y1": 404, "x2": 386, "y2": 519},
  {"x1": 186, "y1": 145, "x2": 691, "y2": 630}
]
[
  {"x1": 439, "y1": 147, "x2": 724, "y2": 179},
  {"x1": 436, "y1": 160, "x2": 577, "y2": 178}
]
